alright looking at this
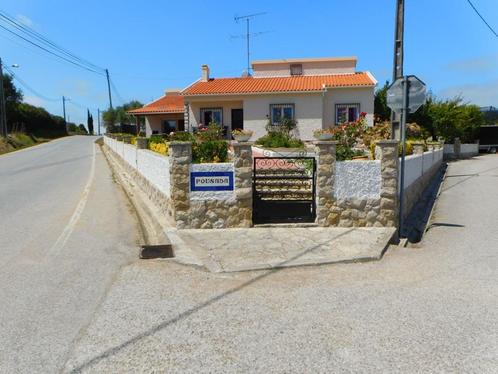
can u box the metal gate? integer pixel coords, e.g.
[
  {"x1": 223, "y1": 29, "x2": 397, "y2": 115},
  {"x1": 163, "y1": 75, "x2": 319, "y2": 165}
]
[{"x1": 252, "y1": 157, "x2": 316, "y2": 224}]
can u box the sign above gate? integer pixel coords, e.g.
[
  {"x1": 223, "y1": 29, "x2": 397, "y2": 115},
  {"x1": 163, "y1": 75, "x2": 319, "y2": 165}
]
[{"x1": 190, "y1": 171, "x2": 234, "y2": 192}]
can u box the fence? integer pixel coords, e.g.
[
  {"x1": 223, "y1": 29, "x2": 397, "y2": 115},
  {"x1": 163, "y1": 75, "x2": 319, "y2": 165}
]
[{"x1": 104, "y1": 136, "x2": 443, "y2": 230}]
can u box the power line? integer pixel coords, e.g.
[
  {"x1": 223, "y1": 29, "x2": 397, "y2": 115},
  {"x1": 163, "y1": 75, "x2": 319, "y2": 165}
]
[
  {"x1": 0, "y1": 23, "x2": 104, "y2": 75},
  {"x1": 4, "y1": 65, "x2": 59, "y2": 102},
  {"x1": 0, "y1": 11, "x2": 104, "y2": 72},
  {"x1": 109, "y1": 78, "x2": 126, "y2": 105},
  {"x1": 466, "y1": 0, "x2": 498, "y2": 38}
]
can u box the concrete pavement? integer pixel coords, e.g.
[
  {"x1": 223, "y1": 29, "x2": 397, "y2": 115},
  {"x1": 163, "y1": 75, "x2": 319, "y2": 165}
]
[
  {"x1": 63, "y1": 155, "x2": 498, "y2": 373},
  {"x1": 0, "y1": 136, "x2": 139, "y2": 373}
]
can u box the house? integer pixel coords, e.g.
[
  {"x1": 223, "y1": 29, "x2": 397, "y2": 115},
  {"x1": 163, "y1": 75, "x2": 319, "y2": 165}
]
[
  {"x1": 181, "y1": 57, "x2": 377, "y2": 140},
  {"x1": 128, "y1": 89, "x2": 185, "y2": 136}
]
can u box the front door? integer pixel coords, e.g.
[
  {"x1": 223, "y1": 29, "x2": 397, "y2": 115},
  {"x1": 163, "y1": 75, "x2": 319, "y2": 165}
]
[{"x1": 231, "y1": 109, "x2": 243, "y2": 131}]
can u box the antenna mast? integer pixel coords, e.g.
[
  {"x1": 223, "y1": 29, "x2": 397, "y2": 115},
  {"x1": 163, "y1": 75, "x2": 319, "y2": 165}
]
[{"x1": 234, "y1": 12, "x2": 266, "y2": 75}]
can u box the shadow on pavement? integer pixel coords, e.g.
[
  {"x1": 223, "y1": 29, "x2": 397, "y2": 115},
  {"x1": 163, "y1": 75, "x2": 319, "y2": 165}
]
[{"x1": 69, "y1": 229, "x2": 356, "y2": 373}]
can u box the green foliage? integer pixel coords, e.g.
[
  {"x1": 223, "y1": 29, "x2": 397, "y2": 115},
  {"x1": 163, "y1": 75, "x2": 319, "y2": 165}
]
[
  {"x1": 336, "y1": 145, "x2": 365, "y2": 161},
  {"x1": 192, "y1": 140, "x2": 228, "y2": 163},
  {"x1": 256, "y1": 118, "x2": 304, "y2": 148},
  {"x1": 408, "y1": 95, "x2": 484, "y2": 143},
  {"x1": 196, "y1": 123, "x2": 223, "y2": 141},
  {"x1": 170, "y1": 131, "x2": 195, "y2": 142},
  {"x1": 78, "y1": 124, "x2": 88, "y2": 134},
  {"x1": 148, "y1": 135, "x2": 166, "y2": 144},
  {"x1": 256, "y1": 132, "x2": 304, "y2": 148},
  {"x1": 374, "y1": 81, "x2": 391, "y2": 121},
  {"x1": 102, "y1": 100, "x2": 144, "y2": 133}
]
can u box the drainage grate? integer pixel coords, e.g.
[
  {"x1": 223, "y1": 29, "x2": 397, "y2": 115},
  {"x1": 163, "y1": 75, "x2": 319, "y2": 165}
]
[{"x1": 140, "y1": 244, "x2": 174, "y2": 259}]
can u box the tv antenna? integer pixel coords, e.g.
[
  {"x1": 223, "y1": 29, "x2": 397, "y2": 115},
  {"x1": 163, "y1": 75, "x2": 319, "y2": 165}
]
[{"x1": 233, "y1": 12, "x2": 267, "y2": 75}]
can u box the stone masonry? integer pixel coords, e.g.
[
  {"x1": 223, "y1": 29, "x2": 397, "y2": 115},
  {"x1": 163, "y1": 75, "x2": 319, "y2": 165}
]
[
  {"x1": 169, "y1": 141, "x2": 252, "y2": 229},
  {"x1": 315, "y1": 140, "x2": 399, "y2": 228}
]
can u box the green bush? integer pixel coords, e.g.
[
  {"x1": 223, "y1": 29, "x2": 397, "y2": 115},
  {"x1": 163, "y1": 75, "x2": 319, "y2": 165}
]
[
  {"x1": 193, "y1": 140, "x2": 228, "y2": 163},
  {"x1": 255, "y1": 132, "x2": 304, "y2": 148},
  {"x1": 170, "y1": 131, "x2": 195, "y2": 142},
  {"x1": 148, "y1": 135, "x2": 166, "y2": 144}
]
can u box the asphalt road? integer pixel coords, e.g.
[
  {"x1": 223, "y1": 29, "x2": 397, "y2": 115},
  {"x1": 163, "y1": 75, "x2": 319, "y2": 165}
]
[
  {"x1": 64, "y1": 155, "x2": 498, "y2": 373},
  {"x1": 0, "y1": 136, "x2": 139, "y2": 373}
]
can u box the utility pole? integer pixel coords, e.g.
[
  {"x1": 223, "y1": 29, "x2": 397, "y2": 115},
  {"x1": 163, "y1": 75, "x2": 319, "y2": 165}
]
[
  {"x1": 0, "y1": 58, "x2": 7, "y2": 137},
  {"x1": 62, "y1": 96, "x2": 67, "y2": 131},
  {"x1": 391, "y1": 0, "x2": 404, "y2": 139},
  {"x1": 234, "y1": 12, "x2": 266, "y2": 75},
  {"x1": 105, "y1": 68, "x2": 113, "y2": 110},
  {"x1": 97, "y1": 108, "x2": 101, "y2": 135}
]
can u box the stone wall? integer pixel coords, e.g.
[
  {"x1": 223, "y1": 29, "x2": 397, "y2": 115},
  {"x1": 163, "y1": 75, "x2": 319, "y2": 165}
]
[{"x1": 315, "y1": 140, "x2": 398, "y2": 227}]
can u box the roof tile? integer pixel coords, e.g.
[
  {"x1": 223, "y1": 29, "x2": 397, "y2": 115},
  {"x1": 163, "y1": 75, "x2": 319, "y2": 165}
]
[
  {"x1": 128, "y1": 95, "x2": 184, "y2": 114},
  {"x1": 182, "y1": 73, "x2": 375, "y2": 96}
]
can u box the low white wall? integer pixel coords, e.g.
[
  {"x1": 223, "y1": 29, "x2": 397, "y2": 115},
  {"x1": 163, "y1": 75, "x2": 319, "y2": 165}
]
[
  {"x1": 189, "y1": 163, "x2": 235, "y2": 201},
  {"x1": 402, "y1": 148, "x2": 443, "y2": 191},
  {"x1": 334, "y1": 160, "x2": 381, "y2": 199},
  {"x1": 104, "y1": 136, "x2": 171, "y2": 197},
  {"x1": 461, "y1": 143, "x2": 479, "y2": 156},
  {"x1": 444, "y1": 143, "x2": 478, "y2": 157}
]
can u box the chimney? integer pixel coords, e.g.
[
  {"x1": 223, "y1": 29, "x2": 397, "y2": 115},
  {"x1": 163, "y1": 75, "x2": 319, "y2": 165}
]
[
  {"x1": 201, "y1": 64, "x2": 210, "y2": 82},
  {"x1": 164, "y1": 88, "x2": 180, "y2": 96}
]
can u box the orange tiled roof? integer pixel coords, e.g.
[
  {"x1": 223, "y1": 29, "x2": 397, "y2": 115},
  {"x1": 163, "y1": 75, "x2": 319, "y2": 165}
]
[
  {"x1": 127, "y1": 95, "x2": 184, "y2": 114},
  {"x1": 182, "y1": 72, "x2": 375, "y2": 96}
]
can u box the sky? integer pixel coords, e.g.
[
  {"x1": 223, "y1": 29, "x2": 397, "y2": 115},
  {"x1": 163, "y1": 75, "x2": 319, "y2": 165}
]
[{"x1": 1, "y1": 0, "x2": 497, "y2": 125}]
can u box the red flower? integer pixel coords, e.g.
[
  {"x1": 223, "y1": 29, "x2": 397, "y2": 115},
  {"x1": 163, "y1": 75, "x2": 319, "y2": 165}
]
[{"x1": 360, "y1": 111, "x2": 367, "y2": 118}]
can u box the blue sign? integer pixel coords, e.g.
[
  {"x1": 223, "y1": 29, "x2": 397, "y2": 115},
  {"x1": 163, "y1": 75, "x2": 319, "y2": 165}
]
[{"x1": 190, "y1": 171, "x2": 234, "y2": 192}]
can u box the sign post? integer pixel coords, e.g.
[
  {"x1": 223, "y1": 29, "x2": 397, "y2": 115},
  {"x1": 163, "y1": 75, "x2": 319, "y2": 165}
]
[{"x1": 387, "y1": 75, "x2": 426, "y2": 236}]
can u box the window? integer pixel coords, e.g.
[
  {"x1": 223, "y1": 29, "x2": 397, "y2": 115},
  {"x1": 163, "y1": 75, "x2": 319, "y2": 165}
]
[
  {"x1": 335, "y1": 103, "x2": 360, "y2": 124},
  {"x1": 290, "y1": 64, "x2": 303, "y2": 76},
  {"x1": 270, "y1": 104, "x2": 294, "y2": 125},
  {"x1": 162, "y1": 120, "x2": 177, "y2": 133},
  {"x1": 200, "y1": 108, "x2": 223, "y2": 126}
]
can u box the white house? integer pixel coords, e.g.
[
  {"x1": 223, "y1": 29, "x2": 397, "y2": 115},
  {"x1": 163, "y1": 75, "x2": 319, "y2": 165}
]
[{"x1": 181, "y1": 56, "x2": 377, "y2": 140}]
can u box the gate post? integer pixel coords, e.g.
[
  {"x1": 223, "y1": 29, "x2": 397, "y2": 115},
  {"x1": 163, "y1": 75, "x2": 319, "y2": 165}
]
[
  {"x1": 232, "y1": 141, "x2": 253, "y2": 227},
  {"x1": 169, "y1": 141, "x2": 192, "y2": 229},
  {"x1": 314, "y1": 141, "x2": 338, "y2": 226},
  {"x1": 375, "y1": 140, "x2": 399, "y2": 227}
]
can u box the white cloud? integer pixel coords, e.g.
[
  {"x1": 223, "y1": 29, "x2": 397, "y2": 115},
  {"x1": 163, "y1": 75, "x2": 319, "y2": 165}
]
[
  {"x1": 16, "y1": 14, "x2": 34, "y2": 27},
  {"x1": 446, "y1": 55, "x2": 498, "y2": 73},
  {"x1": 23, "y1": 95, "x2": 45, "y2": 107},
  {"x1": 438, "y1": 80, "x2": 498, "y2": 106}
]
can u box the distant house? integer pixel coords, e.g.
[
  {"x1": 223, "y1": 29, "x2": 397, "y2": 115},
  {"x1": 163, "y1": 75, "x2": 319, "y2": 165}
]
[
  {"x1": 128, "y1": 89, "x2": 185, "y2": 136},
  {"x1": 181, "y1": 56, "x2": 377, "y2": 140}
]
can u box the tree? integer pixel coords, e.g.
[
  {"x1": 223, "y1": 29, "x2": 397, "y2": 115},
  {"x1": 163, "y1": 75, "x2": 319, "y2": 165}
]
[
  {"x1": 78, "y1": 124, "x2": 88, "y2": 134},
  {"x1": 87, "y1": 110, "x2": 94, "y2": 135},
  {"x1": 374, "y1": 81, "x2": 391, "y2": 122},
  {"x1": 102, "y1": 100, "x2": 143, "y2": 133},
  {"x1": 2, "y1": 73, "x2": 23, "y2": 132}
]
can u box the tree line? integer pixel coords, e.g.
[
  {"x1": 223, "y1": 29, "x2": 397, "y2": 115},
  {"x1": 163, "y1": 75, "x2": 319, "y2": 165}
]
[
  {"x1": 375, "y1": 81, "x2": 486, "y2": 143},
  {"x1": 2, "y1": 73, "x2": 67, "y2": 138}
]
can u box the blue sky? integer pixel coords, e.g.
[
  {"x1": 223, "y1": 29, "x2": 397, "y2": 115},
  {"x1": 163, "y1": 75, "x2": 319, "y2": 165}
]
[{"x1": 1, "y1": 0, "x2": 497, "y2": 125}]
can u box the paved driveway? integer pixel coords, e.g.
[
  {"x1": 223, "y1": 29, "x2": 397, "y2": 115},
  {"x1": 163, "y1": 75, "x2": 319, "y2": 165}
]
[
  {"x1": 63, "y1": 155, "x2": 498, "y2": 373},
  {"x1": 0, "y1": 136, "x2": 139, "y2": 373}
]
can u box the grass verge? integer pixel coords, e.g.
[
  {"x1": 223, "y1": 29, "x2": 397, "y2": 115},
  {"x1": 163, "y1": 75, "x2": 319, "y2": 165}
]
[{"x1": 0, "y1": 133, "x2": 50, "y2": 155}]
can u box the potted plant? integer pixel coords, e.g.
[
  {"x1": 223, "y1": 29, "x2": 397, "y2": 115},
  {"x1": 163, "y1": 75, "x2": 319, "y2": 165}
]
[
  {"x1": 232, "y1": 129, "x2": 253, "y2": 142},
  {"x1": 313, "y1": 129, "x2": 333, "y2": 141}
]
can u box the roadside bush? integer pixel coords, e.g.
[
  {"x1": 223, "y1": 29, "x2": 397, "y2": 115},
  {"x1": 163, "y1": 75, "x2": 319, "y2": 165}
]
[
  {"x1": 170, "y1": 131, "x2": 195, "y2": 142},
  {"x1": 193, "y1": 140, "x2": 228, "y2": 163}
]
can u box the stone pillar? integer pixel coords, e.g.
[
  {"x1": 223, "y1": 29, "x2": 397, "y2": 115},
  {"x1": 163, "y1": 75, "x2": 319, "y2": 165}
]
[
  {"x1": 412, "y1": 142, "x2": 424, "y2": 155},
  {"x1": 136, "y1": 137, "x2": 148, "y2": 149},
  {"x1": 375, "y1": 140, "x2": 399, "y2": 227},
  {"x1": 231, "y1": 141, "x2": 253, "y2": 227},
  {"x1": 314, "y1": 141, "x2": 337, "y2": 226},
  {"x1": 169, "y1": 141, "x2": 192, "y2": 229},
  {"x1": 454, "y1": 137, "x2": 461, "y2": 159}
]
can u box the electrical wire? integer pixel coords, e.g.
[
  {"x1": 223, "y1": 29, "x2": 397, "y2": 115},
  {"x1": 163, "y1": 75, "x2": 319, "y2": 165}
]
[
  {"x1": 4, "y1": 65, "x2": 60, "y2": 102},
  {"x1": 0, "y1": 11, "x2": 105, "y2": 73},
  {"x1": 109, "y1": 78, "x2": 127, "y2": 105},
  {"x1": 466, "y1": 0, "x2": 498, "y2": 38}
]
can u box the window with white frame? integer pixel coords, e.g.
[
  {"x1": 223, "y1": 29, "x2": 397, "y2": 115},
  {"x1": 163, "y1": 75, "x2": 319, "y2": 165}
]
[
  {"x1": 270, "y1": 104, "x2": 294, "y2": 125},
  {"x1": 335, "y1": 103, "x2": 360, "y2": 124}
]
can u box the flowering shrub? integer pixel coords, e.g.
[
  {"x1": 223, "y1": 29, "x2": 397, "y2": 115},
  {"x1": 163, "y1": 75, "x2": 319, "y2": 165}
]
[
  {"x1": 327, "y1": 113, "x2": 368, "y2": 160},
  {"x1": 149, "y1": 141, "x2": 169, "y2": 155},
  {"x1": 256, "y1": 118, "x2": 304, "y2": 148}
]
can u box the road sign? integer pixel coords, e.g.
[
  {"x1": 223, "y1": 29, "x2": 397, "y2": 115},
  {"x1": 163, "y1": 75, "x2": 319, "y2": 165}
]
[{"x1": 387, "y1": 75, "x2": 426, "y2": 113}]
